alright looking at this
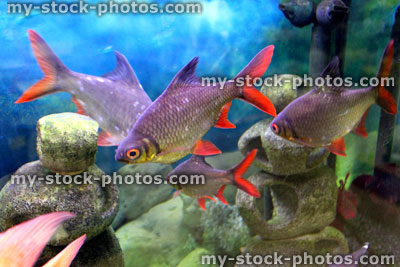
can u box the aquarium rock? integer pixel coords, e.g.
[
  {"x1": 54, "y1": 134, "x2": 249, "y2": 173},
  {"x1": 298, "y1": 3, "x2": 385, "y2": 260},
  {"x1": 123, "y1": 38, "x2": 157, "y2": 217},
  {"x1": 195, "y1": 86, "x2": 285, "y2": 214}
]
[
  {"x1": 36, "y1": 112, "x2": 99, "y2": 174},
  {"x1": 238, "y1": 119, "x2": 329, "y2": 175},
  {"x1": 176, "y1": 247, "x2": 216, "y2": 267},
  {"x1": 237, "y1": 227, "x2": 348, "y2": 267},
  {"x1": 261, "y1": 74, "x2": 302, "y2": 113},
  {"x1": 236, "y1": 166, "x2": 337, "y2": 240},
  {"x1": 112, "y1": 163, "x2": 173, "y2": 229},
  {"x1": 0, "y1": 161, "x2": 119, "y2": 246},
  {"x1": 36, "y1": 227, "x2": 124, "y2": 267}
]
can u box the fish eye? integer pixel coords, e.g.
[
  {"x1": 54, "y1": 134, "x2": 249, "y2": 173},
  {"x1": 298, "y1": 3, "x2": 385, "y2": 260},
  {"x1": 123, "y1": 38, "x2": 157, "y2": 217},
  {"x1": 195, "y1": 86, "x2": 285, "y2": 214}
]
[
  {"x1": 126, "y1": 148, "x2": 140, "y2": 160},
  {"x1": 271, "y1": 123, "x2": 279, "y2": 134}
]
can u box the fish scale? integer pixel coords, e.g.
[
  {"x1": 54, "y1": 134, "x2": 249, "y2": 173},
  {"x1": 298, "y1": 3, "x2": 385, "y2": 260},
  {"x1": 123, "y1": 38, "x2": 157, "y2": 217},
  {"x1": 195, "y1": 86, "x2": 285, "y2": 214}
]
[{"x1": 116, "y1": 45, "x2": 277, "y2": 164}]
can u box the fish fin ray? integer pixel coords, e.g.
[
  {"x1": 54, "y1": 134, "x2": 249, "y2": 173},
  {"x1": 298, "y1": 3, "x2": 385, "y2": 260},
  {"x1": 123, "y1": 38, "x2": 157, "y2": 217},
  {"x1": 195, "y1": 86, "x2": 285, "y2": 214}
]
[
  {"x1": 98, "y1": 131, "x2": 121, "y2": 146},
  {"x1": 190, "y1": 155, "x2": 212, "y2": 167},
  {"x1": 193, "y1": 140, "x2": 221, "y2": 156},
  {"x1": 197, "y1": 197, "x2": 206, "y2": 211},
  {"x1": 320, "y1": 57, "x2": 341, "y2": 79},
  {"x1": 353, "y1": 109, "x2": 369, "y2": 138},
  {"x1": 165, "y1": 57, "x2": 201, "y2": 93},
  {"x1": 376, "y1": 40, "x2": 397, "y2": 115},
  {"x1": 173, "y1": 190, "x2": 182, "y2": 199},
  {"x1": 216, "y1": 185, "x2": 228, "y2": 205},
  {"x1": 215, "y1": 102, "x2": 236, "y2": 129},
  {"x1": 42, "y1": 234, "x2": 86, "y2": 267},
  {"x1": 16, "y1": 30, "x2": 68, "y2": 103},
  {"x1": 0, "y1": 212, "x2": 74, "y2": 267},
  {"x1": 231, "y1": 149, "x2": 260, "y2": 197},
  {"x1": 71, "y1": 97, "x2": 87, "y2": 116},
  {"x1": 327, "y1": 137, "x2": 346, "y2": 156},
  {"x1": 234, "y1": 45, "x2": 274, "y2": 82},
  {"x1": 102, "y1": 51, "x2": 144, "y2": 89},
  {"x1": 240, "y1": 86, "x2": 276, "y2": 117}
]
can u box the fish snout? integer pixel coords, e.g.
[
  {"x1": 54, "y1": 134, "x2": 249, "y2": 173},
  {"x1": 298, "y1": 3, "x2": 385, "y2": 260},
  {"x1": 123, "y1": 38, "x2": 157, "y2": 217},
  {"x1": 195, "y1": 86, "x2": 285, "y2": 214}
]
[{"x1": 115, "y1": 150, "x2": 126, "y2": 162}]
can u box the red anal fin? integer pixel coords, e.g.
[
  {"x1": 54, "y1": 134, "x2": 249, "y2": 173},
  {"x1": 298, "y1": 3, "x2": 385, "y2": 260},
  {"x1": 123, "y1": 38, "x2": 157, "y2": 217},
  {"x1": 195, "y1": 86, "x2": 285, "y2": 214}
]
[
  {"x1": 215, "y1": 102, "x2": 236, "y2": 129},
  {"x1": 193, "y1": 140, "x2": 221, "y2": 156},
  {"x1": 216, "y1": 185, "x2": 228, "y2": 205},
  {"x1": 98, "y1": 131, "x2": 120, "y2": 147},
  {"x1": 327, "y1": 137, "x2": 346, "y2": 156},
  {"x1": 353, "y1": 109, "x2": 369, "y2": 138},
  {"x1": 197, "y1": 196, "x2": 217, "y2": 211},
  {"x1": 71, "y1": 97, "x2": 86, "y2": 116},
  {"x1": 241, "y1": 86, "x2": 277, "y2": 117}
]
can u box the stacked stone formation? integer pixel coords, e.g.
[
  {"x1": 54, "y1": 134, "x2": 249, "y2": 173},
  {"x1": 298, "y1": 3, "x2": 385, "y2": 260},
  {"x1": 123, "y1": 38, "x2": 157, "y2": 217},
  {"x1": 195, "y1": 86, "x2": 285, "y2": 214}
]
[
  {"x1": 235, "y1": 76, "x2": 349, "y2": 267},
  {"x1": 0, "y1": 112, "x2": 123, "y2": 267}
]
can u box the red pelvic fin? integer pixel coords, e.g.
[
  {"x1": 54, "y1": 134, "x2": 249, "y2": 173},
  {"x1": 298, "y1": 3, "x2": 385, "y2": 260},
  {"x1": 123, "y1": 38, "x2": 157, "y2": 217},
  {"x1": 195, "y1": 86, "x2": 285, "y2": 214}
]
[
  {"x1": 71, "y1": 97, "x2": 86, "y2": 116},
  {"x1": 216, "y1": 185, "x2": 228, "y2": 205},
  {"x1": 327, "y1": 137, "x2": 346, "y2": 156},
  {"x1": 232, "y1": 149, "x2": 260, "y2": 198},
  {"x1": 376, "y1": 40, "x2": 397, "y2": 115},
  {"x1": 197, "y1": 196, "x2": 217, "y2": 211},
  {"x1": 353, "y1": 109, "x2": 369, "y2": 138},
  {"x1": 16, "y1": 30, "x2": 67, "y2": 103},
  {"x1": 193, "y1": 140, "x2": 222, "y2": 156},
  {"x1": 241, "y1": 86, "x2": 276, "y2": 117},
  {"x1": 215, "y1": 102, "x2": 236, "y2": 129},
  {"x1": 42, "y1": 234, "x2": 86, "y2": 267},
  {"x1": 98, "y1": 131, "x2": 120, "y2": 147}
]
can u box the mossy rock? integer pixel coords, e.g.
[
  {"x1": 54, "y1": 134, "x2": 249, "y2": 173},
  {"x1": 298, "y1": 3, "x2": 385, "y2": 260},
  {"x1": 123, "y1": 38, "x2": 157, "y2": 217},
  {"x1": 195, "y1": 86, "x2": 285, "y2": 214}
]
[
  {"x1": 236, "y1": 166, "x2": 337, "y2": 240},
  {"x1": 37, "y1": 112, "x2": 99, "y2": 174},
  {"x1": 112, "y1": 163, "x2": 173, "y2": 229},
  {"x1": 0, "y1": 161, "x2": 119, "y2": 246},
  {"x1": 177, "y1": 248, "x2": 217, "y2": 267},
  {"x1": 238, "y1": 119, "x2": 329, "y2": 176},
  {"x1": 238, "y1": 227, "x2": 348, "y2": 267},
  {"x1": 36, "y1": 228, "x2": 124, "y2": 267},
  {"x1": 116, "y1": 196, "x2": 198, "y2": 267}
]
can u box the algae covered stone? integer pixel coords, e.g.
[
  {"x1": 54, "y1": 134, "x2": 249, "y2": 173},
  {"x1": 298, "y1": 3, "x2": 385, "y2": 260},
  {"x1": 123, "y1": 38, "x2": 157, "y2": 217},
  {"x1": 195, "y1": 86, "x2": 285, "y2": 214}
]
[
  {"x1": 112, "y1": 163, "x2": 173, "y2": 228},
  {"x1": 177, "y1": 248, "x2": 217, "y2": 267},
  {"x1": 36, "y1": 227, "x2": 124, "y2": 267},
  {"x1": 237, "y1": 227, "x2": 348, "y2": 267},
  {"x1": 37, "y1": 112, "x2": 99, "y2": 174},
  {"x1": 116, "y1": 196, "x2": 198, "y2": 267},
  {"x1": 236, "y1": 166, "x2": 337, "y2": 240},
  {"x1": 238, "y1": 119, "x2": 329, "y2": 175},
  {"x1": 0, "y1": 161, "x2": 119, "y2": 246},
  {"x1": 261, "y1": 74, "x2": 302, "y2": 113}
]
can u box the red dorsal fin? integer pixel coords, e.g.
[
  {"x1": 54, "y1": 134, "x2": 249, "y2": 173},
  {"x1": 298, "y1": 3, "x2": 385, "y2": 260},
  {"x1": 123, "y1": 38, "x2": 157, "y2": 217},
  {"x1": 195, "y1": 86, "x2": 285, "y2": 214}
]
[
  {"x1": 231, "y1": 149, "x2": 260, "y2": 198},
  {"x1": 215, "y1": 102, "x2": 236, "y2": 129},
  {"x1": 71, "y1": 97, "x2": 86, "y2": 116},
  {"x1": 353, "y1": 109, "x2": 369, "y2": 138},
  {"x1": 216, "y1": 185, "x2": 228, "y2": 205},
  {"x1": 193, "y1": 140, "x2": 221, "y2": 156},
  {"x1": 242, "y1": 86, "x2": 277, "y2": 117},
  {"x1": 327, "y1": 137, "x2": 346, "y2": 156}
]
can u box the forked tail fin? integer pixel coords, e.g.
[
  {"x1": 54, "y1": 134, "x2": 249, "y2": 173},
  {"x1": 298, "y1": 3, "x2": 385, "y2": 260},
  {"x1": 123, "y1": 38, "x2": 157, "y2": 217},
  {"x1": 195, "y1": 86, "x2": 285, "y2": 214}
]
[
  {"x1": 375, "y1": 40, "x2": 397, "y2": 115},
  {"x1": 231, "y1": 149, "x2": 260, "y2": 198},
  {"x1": 15, "y1": 30, "x2": 68, "y2": 103},
  {"x1": 234, "y1": 46, "x2": 277, "y2": 117}
]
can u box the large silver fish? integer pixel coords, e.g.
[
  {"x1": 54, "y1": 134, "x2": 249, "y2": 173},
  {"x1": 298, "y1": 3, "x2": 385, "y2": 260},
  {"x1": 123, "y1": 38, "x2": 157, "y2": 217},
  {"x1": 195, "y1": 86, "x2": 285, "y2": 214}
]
[{"x1": 16, "y1": 30, "x2": 152, "y2": 146}]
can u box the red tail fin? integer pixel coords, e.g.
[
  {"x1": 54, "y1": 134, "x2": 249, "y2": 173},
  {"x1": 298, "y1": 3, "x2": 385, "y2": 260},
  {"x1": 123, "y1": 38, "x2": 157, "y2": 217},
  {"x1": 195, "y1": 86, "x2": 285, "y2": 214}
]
[
  {"x1": 231, "y1": 149, "x2": 260, "y2": 198},
  {"x1": 234, "y1": 45, "x2": 277, "y2": 117},
  {"x1": 376, "y1": 40, "x2": 397, "y2": 115},
  {"x1": 42, "y1": 234, "x2": 86, "y2": 267},
  {"x1": 0, "y1": 212, "x2": 74, "y2": 267},
  {"x1": 15, "y1": 30, "x2": 67, "y2": 103}
]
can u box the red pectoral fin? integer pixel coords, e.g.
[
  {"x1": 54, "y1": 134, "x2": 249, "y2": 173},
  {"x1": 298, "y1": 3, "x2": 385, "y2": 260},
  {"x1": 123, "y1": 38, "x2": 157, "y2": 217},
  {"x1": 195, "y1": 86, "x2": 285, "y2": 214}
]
[
  {"x1": 215, "y1": 102, "x2": 236, "y2": 129},
  {"x1": 327, "y1": 137, "x2": 346, "y2": 156},
  {"x1": 193, "y1": 140, "x2": 221, "y2": 156},
  {"x1": 216, "y1": 185, "x2": 228, "y2": 205},
  {"x1": 71, "y1": 97, "x2": 86, "y2": 116},
  {"x1": 353, "y1": 109, "x2": 369, "y2": 138}
]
